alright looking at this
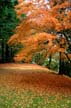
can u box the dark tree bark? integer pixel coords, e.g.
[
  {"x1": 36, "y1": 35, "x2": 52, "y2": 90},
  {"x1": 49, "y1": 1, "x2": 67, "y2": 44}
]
[
  {"x1": 1, "y1": 39, "x2": 6, "y2": 63},
  {"x1": 48, "y1": 55, "x2": 52, "y2": 69},
  {"x1": 59, "y1": 52, "x2": 64, "y2": 75}
]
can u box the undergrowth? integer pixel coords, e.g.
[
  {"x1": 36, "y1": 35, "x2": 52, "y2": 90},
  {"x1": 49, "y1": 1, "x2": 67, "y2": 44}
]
[{"x1": 0, "y1": 85, "x2": 71, "y2": 108}]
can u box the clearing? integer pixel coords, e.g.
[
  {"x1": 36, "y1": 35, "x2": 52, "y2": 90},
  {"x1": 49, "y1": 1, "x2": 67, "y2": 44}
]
[{"x1": 0, "y1": 63, "x2": 71, "y2": 108}]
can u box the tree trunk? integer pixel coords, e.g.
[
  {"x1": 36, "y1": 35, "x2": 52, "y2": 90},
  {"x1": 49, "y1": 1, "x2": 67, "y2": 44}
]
[
  {"x1": 48, "y1": 55, "x2": 52, "y2": 69},
  {"x1": 1, "y1": 39, "x2": 6, "y2": 63},
  {"x1": 59, "y1": 52, "x2": 64, "y2": 75}
]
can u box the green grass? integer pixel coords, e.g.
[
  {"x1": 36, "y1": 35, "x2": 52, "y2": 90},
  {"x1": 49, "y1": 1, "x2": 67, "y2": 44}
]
[{"x1": 0, "y1": 85, "x2": 71, "y2": 108}]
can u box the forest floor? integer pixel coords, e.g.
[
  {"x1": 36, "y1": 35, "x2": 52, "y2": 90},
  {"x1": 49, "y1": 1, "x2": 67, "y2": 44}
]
[{"x1": 0, "y1": 63, "x2": 71, "y2": 108}]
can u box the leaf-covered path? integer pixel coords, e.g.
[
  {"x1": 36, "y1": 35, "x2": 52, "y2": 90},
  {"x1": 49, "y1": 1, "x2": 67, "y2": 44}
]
[
  {"x1": 0, "y1": 63, "x2": 71, "y2": 95},
  {"x1": 0, "y1": 64, "x2": 71, "y2": 108}
]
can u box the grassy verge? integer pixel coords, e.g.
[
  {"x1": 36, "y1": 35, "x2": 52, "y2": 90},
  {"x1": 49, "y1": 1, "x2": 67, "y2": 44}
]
[{"x1": 0, "y1": 85, "x2": 71, "y2": 108}]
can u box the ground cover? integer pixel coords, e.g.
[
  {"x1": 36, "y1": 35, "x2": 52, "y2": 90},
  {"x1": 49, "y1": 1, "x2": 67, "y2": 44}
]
[{"x1": 0, "y1": 64, "x2": 71, "y2": 108}]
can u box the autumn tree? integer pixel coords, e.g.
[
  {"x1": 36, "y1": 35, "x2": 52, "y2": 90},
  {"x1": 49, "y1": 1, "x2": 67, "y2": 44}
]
[{"x1": 8, "y1": 0, "x2": 71, "y2": 75}]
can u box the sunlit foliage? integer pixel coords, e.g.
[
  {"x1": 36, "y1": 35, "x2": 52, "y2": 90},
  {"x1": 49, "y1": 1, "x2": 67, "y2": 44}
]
[{"x1": 8, "y1": 0, "x2": 71, "y2": 66}]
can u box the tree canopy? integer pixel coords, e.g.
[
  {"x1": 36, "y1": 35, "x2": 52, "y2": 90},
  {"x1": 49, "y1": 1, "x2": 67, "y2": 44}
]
[
  {"x1": 0, "y1": 0, "x2": 18, "y2": 41},
  {"x1": 8, "y1": 0, "x2": 71, "y2": 75}
]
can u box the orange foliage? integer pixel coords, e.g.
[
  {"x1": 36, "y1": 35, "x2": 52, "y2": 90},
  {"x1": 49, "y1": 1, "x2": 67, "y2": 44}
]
[
  {"x1": 8, "y1": 0, "x2": 71, "y2": 62},
  {"x1": 17, "y1": 0, "x2": 23, "y2": 3}
]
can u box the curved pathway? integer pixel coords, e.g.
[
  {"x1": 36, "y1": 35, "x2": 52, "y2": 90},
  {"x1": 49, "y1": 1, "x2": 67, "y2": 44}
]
[{"x1": 0, "y1": 63, "x2": 71, "y2": 95}]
